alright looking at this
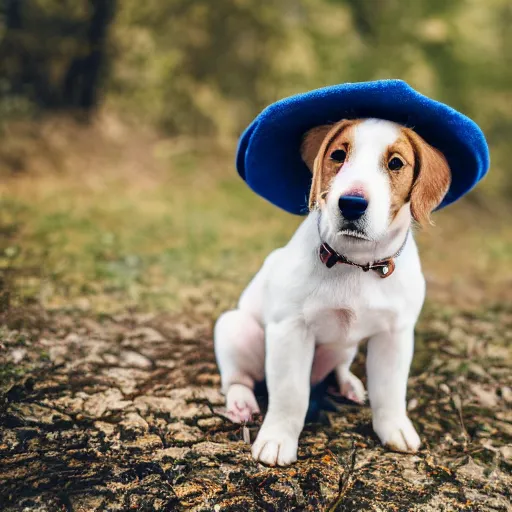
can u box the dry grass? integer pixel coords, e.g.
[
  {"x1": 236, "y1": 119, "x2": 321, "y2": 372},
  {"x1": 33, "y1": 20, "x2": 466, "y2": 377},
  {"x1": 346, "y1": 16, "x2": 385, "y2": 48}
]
[{"x1": 0, "y1": 114, "x2": 511, "y2": 316}]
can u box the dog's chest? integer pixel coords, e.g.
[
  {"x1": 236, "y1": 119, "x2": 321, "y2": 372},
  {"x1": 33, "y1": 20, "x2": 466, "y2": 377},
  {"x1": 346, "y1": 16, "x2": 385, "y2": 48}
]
[{"x1": 305, "y1": 273, "x2": 405, "y2": 344}]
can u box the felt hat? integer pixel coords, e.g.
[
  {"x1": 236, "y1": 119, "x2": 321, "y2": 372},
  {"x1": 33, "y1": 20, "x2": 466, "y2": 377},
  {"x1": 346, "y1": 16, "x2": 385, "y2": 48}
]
[{"x1": 236, "y1": 79, "x2": 490, "y2": 215}]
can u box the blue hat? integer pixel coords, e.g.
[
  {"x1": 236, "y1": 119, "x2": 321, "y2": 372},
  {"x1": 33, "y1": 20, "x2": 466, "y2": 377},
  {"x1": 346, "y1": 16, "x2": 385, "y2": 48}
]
[{"x1": 236, "y1": 79, "x2": 490, "y2": 215}]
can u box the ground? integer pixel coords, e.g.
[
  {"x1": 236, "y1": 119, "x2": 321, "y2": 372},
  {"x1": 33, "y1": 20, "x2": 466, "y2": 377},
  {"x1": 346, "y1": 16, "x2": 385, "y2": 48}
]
[
  {"x1": 0, "y1": 304, "x2": 511, "y2": 511},
  {"x1": 0, "y1": 118, "x2": 511, "y2": 511}
]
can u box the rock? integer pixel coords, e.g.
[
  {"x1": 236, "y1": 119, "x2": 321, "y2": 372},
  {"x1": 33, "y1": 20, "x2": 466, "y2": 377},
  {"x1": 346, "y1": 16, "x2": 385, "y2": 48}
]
[
  {"x1": 192, "y1": 441, "x2": 237, "y2": 457},
  {"x1": 119, "y1": 412, "x2": 149, "y2": 437},
  {"x1": 468, "y1": 363, "x2": 490, "y2": 379},
  {"x1": 103, "y1": 353, "x2": 119, "y2": 365},
  {"x1": 448, "y1": 327, "x2": 466, "y2": 345},
  {"x1": 127, "y1": 327, "x2": 166, "y2": 343},
  {"x1": 49, "y1": 395, "x2": 85, "y2": 415},
  {"x1": 407, "y1": 398, "x2": 419, "y2": 411},
  {"x1": 469, "y1": 384, "x2": 498, "y2": 408},
  {"x1": 429, "y1": 320, "x2": 450, "y2": 336},
  {"x1": 168, "y1": 387, "x2": 224, "y2": 405},
  {"x1": 10, "y1": 348, "x2": 27, "y2": 364},
  {"x1": 165, "y1": 422, "x2": 204, "y2": 443},
  {"x1": 173, "y1": 324, "x2": 197, "y2": 341},
  {"x1": 486, "y1": 345, "x2": 510, "y2": 360},
  {"x1": 48, "y1": 345, "x2": 68, "y2": 364},
  {"x1": 439, "y1": 383, "x2": 450, "y2": 394},
  {"x1": 155, "y1": 360, "x2": 176, "y2": 369},
  {"x1": 496, "y1": 410, "x2": 512, "y2": 423},
  {"x1": 134, "y1": 396, "x2": 210, "y2": 418},
  {"x1": 496, "y1": 421, "x2": 512, "y2": 437},
  {"x1": 457, "y1": 458, "x2": 486, "y2": 482},
  {"x1": 499, "y1": 445, "x2": 512, "y2": 463},
  {"x1": 94, "y1": 421, "x2": 116, "y2": 436},
  {"x1": 197, "y1": 417, "x2": 223, "y2": 428},
  {"x1": 154, "y1": 446, "x2": 191, "y2": 460},
  {"x1": 65, "y1": 333, "x2": 82, "y2": 344},
  {"x1": 119, "y1": 350, "x2": 152, "y2": 369},
  {"x1": 82, "y1": 388, "x2": 132, "y2": 417},
  {"x1": 134, "y1": 396, "x2": 181, "y2": 414},
  {"x1": 125, "y1": 433, "x2": 163, "y2": 452},
  {"x1": 102, "y1": 367, "x2": 149, "y2": 395},
  {"x1": 500, "y1": 386, "x2": 512, "y2": 404},
  {"x1": 8, "y1": 403, "x2": 73, "y2": 427}
]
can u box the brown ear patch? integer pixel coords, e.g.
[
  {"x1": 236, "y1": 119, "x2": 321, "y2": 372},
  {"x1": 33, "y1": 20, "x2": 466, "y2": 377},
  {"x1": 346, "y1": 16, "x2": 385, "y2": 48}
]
[
  {"x1": 404, "y1": 129, "x2": 451, "y2": 226},
  {"x1": 301, "y1": 120, "x2": 358, "y2": 210},
  {"x1": 300, "y1": 125, "x2": 333, "y2": 172}
]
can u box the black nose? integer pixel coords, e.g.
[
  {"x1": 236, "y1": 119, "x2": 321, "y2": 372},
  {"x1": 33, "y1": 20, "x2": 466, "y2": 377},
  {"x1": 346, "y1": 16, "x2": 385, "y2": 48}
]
[{"x1": 338, "y1": 195, "x2": 368, "y2": 221}]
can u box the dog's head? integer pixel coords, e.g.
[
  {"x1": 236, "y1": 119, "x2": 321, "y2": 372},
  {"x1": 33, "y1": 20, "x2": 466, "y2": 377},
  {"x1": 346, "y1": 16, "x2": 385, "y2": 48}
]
[{"x1": 301, "y1": 118, "x2": 451, "y2": 241}]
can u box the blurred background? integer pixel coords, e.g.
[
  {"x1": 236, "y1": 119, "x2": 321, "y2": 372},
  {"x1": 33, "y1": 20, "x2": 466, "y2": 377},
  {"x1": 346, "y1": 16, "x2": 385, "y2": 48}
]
[{"x1": 0, "y1": 0, "x2": 511, "y2": 316}]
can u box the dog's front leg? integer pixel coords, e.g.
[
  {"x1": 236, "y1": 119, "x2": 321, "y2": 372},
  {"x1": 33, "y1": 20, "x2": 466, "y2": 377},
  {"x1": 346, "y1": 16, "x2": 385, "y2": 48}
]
[
  {"x1": 252, "y1": 317, "x2": 314, "y2": 466},
  {"x1": 367, "y1": 326, "x2": 421, "y2": 453}
]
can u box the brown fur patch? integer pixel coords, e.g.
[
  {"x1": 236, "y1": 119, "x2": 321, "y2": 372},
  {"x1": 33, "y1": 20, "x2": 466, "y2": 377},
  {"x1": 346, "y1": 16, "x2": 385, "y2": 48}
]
[
  {"x1": 301, "y1": 120, "x2": 359, "y2": 209},
  {"x1": 403, "y1": 128, "x2": 451, "y2": 225},
  {"x1": 300, "y1": 125, "x2": 333, "y2": 172},
  {"x1": 384, "y1": 132, "x2": 417, "y2": 219}
]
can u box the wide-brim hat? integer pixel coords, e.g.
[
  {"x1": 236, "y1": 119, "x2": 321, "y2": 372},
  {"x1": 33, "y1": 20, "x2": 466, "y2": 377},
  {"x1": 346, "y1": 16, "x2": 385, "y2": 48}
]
[{"x1": 236, "y1": 79, "x2": 490, "y2": 215}]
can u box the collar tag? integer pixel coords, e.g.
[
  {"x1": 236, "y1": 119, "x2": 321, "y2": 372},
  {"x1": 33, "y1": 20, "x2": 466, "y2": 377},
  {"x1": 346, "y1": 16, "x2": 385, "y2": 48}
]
[{"x1": 372, "y1": 259, "x2": 396, "y2": 278}]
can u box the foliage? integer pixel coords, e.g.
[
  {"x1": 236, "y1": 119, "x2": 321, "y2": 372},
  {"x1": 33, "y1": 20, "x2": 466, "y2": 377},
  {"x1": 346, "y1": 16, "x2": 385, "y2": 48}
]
[
  {"x1": 109, "y1": 0, "x2": 512, "y2": 144},
  {"x1": 1, "y1": 0, "x2": 511, "y2": 198}
]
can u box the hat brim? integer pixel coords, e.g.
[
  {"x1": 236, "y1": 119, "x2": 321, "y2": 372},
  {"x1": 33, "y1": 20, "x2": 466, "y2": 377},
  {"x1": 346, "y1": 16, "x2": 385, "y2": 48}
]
[{"x1": 236, "y1": 79, "x2": 490, "y2": 215}]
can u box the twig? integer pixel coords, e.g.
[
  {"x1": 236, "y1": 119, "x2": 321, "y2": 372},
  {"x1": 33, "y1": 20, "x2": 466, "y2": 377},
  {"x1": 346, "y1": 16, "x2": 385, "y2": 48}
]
[
  {"x1": 452, "y1": 392, "x2": 471, "y2": 449},
  {"x1": 327, "y1": 441, "x2": 357, "y2": 512}
]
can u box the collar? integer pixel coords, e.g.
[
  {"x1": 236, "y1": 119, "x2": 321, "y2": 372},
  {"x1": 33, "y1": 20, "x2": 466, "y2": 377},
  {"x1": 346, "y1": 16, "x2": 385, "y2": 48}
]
[{"x1": 318, "y1": 229, "x2": 409, "y2": 279}]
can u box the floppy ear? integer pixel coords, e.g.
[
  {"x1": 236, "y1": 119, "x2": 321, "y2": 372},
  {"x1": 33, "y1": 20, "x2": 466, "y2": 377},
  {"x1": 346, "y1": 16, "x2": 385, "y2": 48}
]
[
  {"x1": 406, "y1": 129, "x2": 451, "y2": 226},
  {"x1": 301, "y1": 120, "x2": 353, "y2": 210},
  {"x1": 300, "y1": 125, "x2": 332, "y2": 172}
]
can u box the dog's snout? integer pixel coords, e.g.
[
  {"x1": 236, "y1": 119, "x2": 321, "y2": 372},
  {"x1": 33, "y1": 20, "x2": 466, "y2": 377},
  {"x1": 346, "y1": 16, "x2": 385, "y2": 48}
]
[{"x1": 338, "y1": 195, "x2": 368, "y2": 221}]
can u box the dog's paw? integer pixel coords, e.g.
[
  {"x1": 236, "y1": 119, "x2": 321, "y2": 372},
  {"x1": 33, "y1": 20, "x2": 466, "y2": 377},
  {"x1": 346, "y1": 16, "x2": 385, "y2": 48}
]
[
  {"x1": 373, "y1": 412, "x2": 421, "y2": 453},
  {"x1": 337, "y1": 371, "x2": 366, "y2": 404},
  {"x1": 252, "y1": 424, "x2": 298, "y2": 466},
  {"x1": 222, "y1": 384, "x2": 260, "y2": 423}
]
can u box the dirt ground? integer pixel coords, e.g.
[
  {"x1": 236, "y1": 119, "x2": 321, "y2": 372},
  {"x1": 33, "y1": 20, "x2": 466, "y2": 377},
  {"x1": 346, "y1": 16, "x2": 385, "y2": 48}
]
[{"x1": 0, "y1": 302, "x2": 510, "y2": 512}]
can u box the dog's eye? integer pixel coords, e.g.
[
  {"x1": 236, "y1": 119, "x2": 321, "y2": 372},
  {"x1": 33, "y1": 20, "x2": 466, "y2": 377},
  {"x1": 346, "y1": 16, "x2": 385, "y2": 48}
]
[
  {"x1": 330, "y1": 149, "x2": 347, "y2": 163},
  {"x1": 388, "y1": 156, "x2": 405, "y2": 171}
]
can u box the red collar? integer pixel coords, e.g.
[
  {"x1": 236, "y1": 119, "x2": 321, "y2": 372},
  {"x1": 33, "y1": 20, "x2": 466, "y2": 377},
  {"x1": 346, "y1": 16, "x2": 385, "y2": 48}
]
[{"x1": 318, "y1": 231, "x2": 408, "y2": 279}]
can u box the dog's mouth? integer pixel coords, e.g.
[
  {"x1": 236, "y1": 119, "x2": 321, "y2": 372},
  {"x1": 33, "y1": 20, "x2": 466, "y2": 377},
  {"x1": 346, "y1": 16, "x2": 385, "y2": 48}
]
[{"x1": 338, "y1": 228, "x2": 372, "y2": 241}]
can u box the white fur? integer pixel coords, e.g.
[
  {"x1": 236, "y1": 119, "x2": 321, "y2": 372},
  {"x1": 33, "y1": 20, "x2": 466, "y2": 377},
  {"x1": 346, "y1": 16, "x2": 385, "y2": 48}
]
[{"x1": 215, "y1": 119, "x2": 425, "y2": 466}]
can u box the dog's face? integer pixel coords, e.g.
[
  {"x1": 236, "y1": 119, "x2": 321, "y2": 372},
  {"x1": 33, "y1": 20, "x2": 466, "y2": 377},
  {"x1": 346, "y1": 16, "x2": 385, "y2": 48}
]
[{"x1": 301, "y1": 119, "x2": 451, "y2": 241}]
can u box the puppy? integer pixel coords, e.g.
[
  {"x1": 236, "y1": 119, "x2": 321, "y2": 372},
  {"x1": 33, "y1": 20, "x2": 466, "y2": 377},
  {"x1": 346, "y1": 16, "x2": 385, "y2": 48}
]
[{"x1": 215, "y1": 118, "x2": 450, "y2": 466}]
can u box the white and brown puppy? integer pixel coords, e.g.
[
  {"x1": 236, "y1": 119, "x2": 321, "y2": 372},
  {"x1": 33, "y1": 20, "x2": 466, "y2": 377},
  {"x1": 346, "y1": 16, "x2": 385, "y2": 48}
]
[{"x1": 215, "y1": 118, "x2": 450, "y2": 466}]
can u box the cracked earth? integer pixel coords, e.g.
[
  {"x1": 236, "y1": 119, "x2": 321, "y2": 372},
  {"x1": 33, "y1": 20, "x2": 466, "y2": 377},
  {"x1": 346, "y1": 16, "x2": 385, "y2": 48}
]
[{"x1": 0, "y1": 306, "x2": 511, "y2": 511}]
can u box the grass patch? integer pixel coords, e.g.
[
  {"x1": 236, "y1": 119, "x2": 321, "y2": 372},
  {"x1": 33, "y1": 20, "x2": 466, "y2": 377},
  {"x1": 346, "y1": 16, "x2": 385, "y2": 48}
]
[
  {"x1": 1, "y1": 120, "x2": 511, "y2": 315},
  {"x1": 0, "y1": 140, "x2": 300, "y2": 313}
]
